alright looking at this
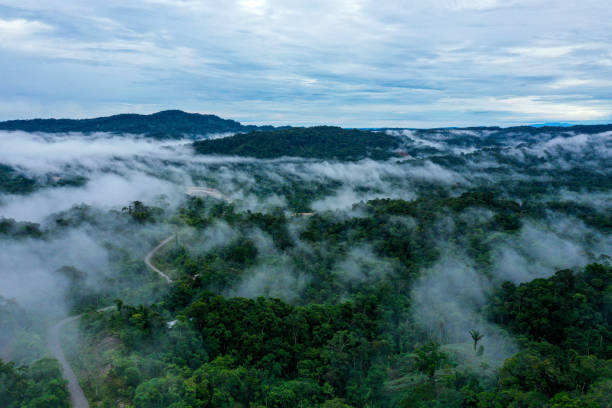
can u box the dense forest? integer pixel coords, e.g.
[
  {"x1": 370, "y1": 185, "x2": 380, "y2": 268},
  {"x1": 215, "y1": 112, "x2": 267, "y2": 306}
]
[
  {"x1": 0, "y1": 358, "x2": 69, "y2": 408},
  {"x1": 0, "y1": 123, "x2": 610, "y2": 407},
  {"x1": 192, "y1": 126, "x2": 401, "y2": 160},
  {"x1": 0, "y1": 165, "x2": 37, "y2": 195},
  {"x1": 0, "y1": 110, "x2": 274, "y2": 139}
]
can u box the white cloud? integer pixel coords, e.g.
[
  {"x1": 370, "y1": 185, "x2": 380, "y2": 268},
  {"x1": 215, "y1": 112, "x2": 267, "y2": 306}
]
[
  {"x1": 547, "y1": 79, "x2": 593, "y2": 89},
  {"x1": 0, "y1": 18, "x2": 53, "y2": 41},
  {"x1": 546, "y1": 78, "x2": 612, "y2": 90},
  {"x1": 439, "y1": 0, "x2": 519, "y2": 10},
  {"x1": 0, "y1": 172, "x2": 182, "y2": 222},
  {"x1": 238, "y1": 0, "x2": 268, "y2": 15},
  {"x1": 440, "y1": 96, "x2": 612, "y2": 121},
  {"x1": 507, "y1": 45, "x2": 581, "y2": 59}
]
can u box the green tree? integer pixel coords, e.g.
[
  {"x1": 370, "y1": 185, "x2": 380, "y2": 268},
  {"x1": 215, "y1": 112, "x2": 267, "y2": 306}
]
[
  {"x1": 469, "y1": 329, "x2": 484, "y2": 352},
  {"x1": 413, "y1": 342, "x2": 448, "y2": 382}
]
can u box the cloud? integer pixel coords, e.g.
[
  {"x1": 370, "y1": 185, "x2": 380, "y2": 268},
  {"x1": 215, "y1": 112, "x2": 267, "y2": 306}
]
[
  {"x1": 311, "y1": 187, "x2": 388, "y2": 212},
  {"x1": 438, "y1": 0, "x2": 521, "y2": 11},
  {"x1": 0, "y1": 229, "x2": 109, "y2": 313},
  {"x1": 439, "y1": 96, "x2": 612, "y2": 121},
  {"x1": 0, "y1": 18, "x2": 53, "y2": 41},
  {"x1": 0, "y1": 1, "x2": 611, "y2": 126},
  {"x1": 238, "y1": 0, "x2": 268, "y2": 16},
  {"x1": 333, "y1": 245, "x2": 397, "y2": 285},
  {"x1": 546, "y1": 79, "x2": 602, "y2": 90},
  {"x1": 0, "y1": 132, "x2": 197, "y2": 221},
  {"x1": 0, "y1": 172, "x2": 182, "y2": 222},
  {"x1": 411, "y1": 254, "x2": 517, "y2": 365},
  {"x1": 410, "y1": 210, "x2": 611, "y2": 367},
  {"x1": 227, "y1": 257, "x2": 311, "y2": 302},
  {"x1": 0, "y1": 131, "x2": 187, "y2": 174},
  {"x1": 506, "y1": 45, "x2": 583, "y2": 59}
]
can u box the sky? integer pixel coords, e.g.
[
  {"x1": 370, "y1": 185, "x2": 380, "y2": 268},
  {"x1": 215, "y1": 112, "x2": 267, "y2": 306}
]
[{"x1": 0, "y1": 0, "x2": 611, "y2": 127}]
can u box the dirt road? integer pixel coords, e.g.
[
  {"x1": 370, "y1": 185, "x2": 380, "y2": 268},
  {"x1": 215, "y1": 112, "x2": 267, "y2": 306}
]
[
  {"x1": 47, "y1": 234, "x2": 175, "y2": 407},
  {"x1": 47, "y1": 314, "x2": 90, "y2": 408},
  {"x1": 144, "y1": 233, "x2": 175, "y2": 283},
  {"x1": 46, "y1": 188, "x2": 227, "y2": 406}
]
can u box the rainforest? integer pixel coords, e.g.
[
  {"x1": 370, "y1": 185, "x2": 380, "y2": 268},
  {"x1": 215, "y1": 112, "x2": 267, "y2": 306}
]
[{"x1": 0, "y1": 114, "x2": 610, "y2": 408}]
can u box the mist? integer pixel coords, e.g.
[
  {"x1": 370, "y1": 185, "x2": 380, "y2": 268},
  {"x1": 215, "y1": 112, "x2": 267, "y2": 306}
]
[
  {"x1": 0, "y1": 229, "x2": 109, "y2": 314},
  {"x1": 0, "y1": 126, "x2": 610, "y2": 375}
]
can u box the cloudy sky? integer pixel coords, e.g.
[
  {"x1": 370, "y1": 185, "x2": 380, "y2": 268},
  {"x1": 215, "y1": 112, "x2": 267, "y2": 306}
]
[{"x1": 0, "y1": 0, "x2": 611, "y2": 127}]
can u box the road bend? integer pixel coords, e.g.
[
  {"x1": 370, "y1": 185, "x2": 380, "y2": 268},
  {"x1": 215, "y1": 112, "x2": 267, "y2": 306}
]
[{"x1": 47, "y1": 233, "x2": 175, "y2": 407}]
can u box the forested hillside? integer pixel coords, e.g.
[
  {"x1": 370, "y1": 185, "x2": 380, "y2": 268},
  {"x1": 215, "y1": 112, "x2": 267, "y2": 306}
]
[
  {"x1": 0, "y1": 124, "x2": 610, "y2": 407},
  {"x1": 0, "y1": 110, "x2": 272, "y2": 139},
  {"x1": 192, "y1": 126, "x2": 401, "y2": 160},
  {"x1": 0, "y1": 358, "x2": 69, "y2": 408}
]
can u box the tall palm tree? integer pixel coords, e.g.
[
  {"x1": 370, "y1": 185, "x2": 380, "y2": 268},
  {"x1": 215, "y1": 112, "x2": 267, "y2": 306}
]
[{"x1": 469, "y1": 329, "x2": 484, "y2": 352}]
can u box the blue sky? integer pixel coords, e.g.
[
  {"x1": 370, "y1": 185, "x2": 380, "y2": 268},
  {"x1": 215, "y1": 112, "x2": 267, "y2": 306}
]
[{"x1": 0, "y1": 0, "x2": 611, "y2": 127}]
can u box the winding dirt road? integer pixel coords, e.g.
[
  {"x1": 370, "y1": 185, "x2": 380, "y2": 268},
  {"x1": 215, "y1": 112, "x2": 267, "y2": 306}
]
[
  {"x1": 46, "y1": 187, "x2": 228, "y2": 406},
  {"x1": 144, "y1": 233, "x2": 175, "y2": 283},
  {"x1": 47, "y1": 233, "x2": 175, "y2": 407}
]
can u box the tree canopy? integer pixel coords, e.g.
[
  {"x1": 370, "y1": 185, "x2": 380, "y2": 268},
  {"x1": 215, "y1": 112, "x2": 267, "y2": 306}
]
[{"x1": 193, "y1": 126, "x2": 401, "y2": 160}]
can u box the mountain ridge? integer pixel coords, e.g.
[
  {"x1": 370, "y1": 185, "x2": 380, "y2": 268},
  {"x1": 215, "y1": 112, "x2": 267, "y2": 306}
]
[
  {"x1": 2, "y1": 110, "x2": 611, "y2": 136},
  {"x1": 0, "y1": 109, "x2": 274, "y2": 139}
]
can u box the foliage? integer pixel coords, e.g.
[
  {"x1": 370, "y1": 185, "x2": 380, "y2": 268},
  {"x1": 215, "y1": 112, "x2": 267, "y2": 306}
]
[
  {"x1": 3, "y1": 119, "x2": 611, "y2": 408},
  {"x1": 122, "y1": 200, "x2": 163, "y2": 223},
  {"x1": 0, "y1": 164, "x2": 36, "y2": 194},
  {"x1": 0, "y1": 110, "x2": 273, "y2": 139},
  {"x1": 0, "y1": 218, "x2": 43, "y2": 238},
  {"x1": 478, "y1": 263, "x2": 612, "y2": 406},
  {"x1": 193, "y1": 126, "x2": 401, "y2": 160},
  {"x1": 412, "y1": 342, "x2": 448, "y2": 381},
  {"x1": 0, "y1": 358, "x2": 69, "y2": 408},
  {"x1": 488, "y1": 264, "x2": 612, "y2": 359}
]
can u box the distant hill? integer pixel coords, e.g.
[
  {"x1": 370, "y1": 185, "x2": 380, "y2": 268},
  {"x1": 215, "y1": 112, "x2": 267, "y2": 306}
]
[
  {"x1": 459, "y1": 123, "x2": 612, "y2": 134},
  {"x1": 0, "y1": 110, "x2": 273, "y2": 139},
  {"x1": 192, "y1": 126, "x2": 401, "y2": 160},
  {"x1": 530, "y1": 122, "x2": 574, "y2": 128},
  {"x1": 381, "y1": 123, "x2": 612, "y2": 134}
]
